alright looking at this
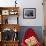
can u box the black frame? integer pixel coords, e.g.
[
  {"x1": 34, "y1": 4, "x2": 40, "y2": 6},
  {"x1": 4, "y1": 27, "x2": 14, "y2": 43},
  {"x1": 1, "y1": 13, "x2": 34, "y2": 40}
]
[{"x1": 23, "y1": 8, "x2": 36, "y2": 19}]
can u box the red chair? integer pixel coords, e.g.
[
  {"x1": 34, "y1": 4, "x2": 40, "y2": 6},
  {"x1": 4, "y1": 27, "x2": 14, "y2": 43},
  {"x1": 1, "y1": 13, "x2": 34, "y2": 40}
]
[{"x1": 21, "y1": 28, "x2": 41, "y2": 46}]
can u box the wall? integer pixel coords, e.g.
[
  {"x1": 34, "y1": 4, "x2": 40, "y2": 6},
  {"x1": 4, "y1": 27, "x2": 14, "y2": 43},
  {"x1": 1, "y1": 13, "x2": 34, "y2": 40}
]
[
  {"x1": 18, "y1": 0, "x2": 44, "y2": 26},
  {"x1": 0, "y1": 0, "x2": 44, "y2": 26},
  {"x1": 0, "y1": 0, "x2": 44, "y2": 45}
]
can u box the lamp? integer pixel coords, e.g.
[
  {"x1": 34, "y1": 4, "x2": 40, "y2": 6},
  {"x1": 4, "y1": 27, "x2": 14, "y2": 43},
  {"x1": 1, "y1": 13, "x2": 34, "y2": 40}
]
[{"x1": 15, "y1": 0, "x2": 17, "y2": 7}]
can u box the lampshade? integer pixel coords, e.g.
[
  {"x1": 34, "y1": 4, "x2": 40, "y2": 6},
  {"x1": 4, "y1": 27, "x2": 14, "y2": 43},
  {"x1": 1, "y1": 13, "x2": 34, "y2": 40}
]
[{"x1": 14, "y1": 28, "x2": 17, "y2": 32}]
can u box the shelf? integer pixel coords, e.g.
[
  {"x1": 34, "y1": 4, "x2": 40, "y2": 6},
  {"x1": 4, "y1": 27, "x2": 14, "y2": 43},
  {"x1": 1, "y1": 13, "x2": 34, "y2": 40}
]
[
  {"x1": 0, "y1": 7, "x2": 19, "y2": 10},
  {"x1": 2, "y1": 14, "x2": 19, "y2": 16},
  {"x1": 0, "y1": 7, "x2": 20, "y2": 46},
  {"x1": 0, "y1": 7, "x2": 19, "y2": 16},
  {"x1": 0, "y1": 24, "x2": 20, "y2": 32},
  {"x1": 2, "y1": 40, "x2": 19, "y2": 46},
  {"x1": 0, "y1": 7, "x2": 19, "y2": 24},
  {"x1": 2, "y1": 40, "x2": 19, "y2": 43},
  {"x1": 1, "y1": 15, "x2": 19, "y2": 24}
]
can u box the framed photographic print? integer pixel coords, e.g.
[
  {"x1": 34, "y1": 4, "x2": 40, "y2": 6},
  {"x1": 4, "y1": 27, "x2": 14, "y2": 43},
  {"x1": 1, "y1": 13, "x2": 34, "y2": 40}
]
[
  {"x1": 9, "y1": 10, "x2": 18, "y2": 15},
  {"x1": 2, "y1": 10, "x2": 9, "y2": 15},
  {"x1": 23, "y1": 8, "x2": 36, "y2": 19}
]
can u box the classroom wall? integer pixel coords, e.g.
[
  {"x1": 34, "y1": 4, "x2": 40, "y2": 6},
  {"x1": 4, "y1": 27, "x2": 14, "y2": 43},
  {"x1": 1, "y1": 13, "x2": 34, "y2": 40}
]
[{"x1": 0, "y1": 0, "x2": 44, "y2": 26}]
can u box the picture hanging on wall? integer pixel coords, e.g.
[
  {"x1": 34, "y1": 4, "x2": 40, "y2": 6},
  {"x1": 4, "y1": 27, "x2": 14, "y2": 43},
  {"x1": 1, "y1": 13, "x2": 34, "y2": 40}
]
[{"x1": 23, "y1": 8, "x2": 36, "y2": 19}]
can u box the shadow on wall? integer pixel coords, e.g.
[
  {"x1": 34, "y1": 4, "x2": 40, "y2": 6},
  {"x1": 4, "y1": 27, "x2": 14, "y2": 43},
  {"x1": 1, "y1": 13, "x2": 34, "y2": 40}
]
[{"x1": 18, "y1": 26, "x2": 44, "y2": 44}]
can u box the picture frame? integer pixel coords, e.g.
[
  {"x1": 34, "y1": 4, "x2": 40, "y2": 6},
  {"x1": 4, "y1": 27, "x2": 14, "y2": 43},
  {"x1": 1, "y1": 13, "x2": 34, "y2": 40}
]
[
  {"x1": 23, "y1": 8, "x2": 36, "y2": 19},
  {"x1": 9, "y1": 10, "x2": 18, "y2": 15},
  {"x1": 2, "y1": 10, "x2": 9, "y2": 15}
]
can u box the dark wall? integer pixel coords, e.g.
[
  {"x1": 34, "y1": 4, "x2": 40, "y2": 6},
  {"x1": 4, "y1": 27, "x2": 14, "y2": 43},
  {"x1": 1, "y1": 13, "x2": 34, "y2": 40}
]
[{"x1": 18, "y1": 26, "x2": 44, "y2": 44}]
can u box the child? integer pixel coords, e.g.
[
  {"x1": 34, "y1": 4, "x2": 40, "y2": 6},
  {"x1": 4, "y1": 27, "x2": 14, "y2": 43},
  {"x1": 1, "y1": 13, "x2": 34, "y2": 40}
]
[{"x1": 21, "y1": 28, "x2": 41, "y2": 46}]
